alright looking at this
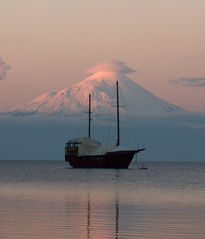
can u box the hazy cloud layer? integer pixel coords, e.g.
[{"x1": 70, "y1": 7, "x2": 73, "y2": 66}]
[
  {"x1": 170, "y1": 77, "x2": 205, "y2": 87},
  {"x1": 0, "y1": 112, "x2": 205, "y2": 161},
  {"x1": 86, "y1": 61, "x2": 136, "y2": 74},
  {"x1": 0, "y1": 57, "x2": 10, "y2": 80}
]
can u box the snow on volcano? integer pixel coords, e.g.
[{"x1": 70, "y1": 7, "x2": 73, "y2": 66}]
[{"x1": 10, "y1": 61, "x2": 184, "y2": 118}]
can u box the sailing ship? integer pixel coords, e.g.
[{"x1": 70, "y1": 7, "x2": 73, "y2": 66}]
[{"x1": 65, "y1": 81, "x2": 145, "y2": 168}]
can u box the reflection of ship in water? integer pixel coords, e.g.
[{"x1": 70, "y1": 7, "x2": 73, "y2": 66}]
[
  {"x1": 86, "y1": 191, "x2": 119, "y2": 239},
  {"x1": 87, "y1": 193, "x2": 90, "y2": 239},
  {"x1": 115, "y1": 195, "x2": 119, "y2": 239}
]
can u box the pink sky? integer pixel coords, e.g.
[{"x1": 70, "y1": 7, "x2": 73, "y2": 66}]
[{"x1": 0, "y1": 0, "x2": 205, "y2": 112}]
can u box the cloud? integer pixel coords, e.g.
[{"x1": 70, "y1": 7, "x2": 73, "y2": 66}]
[
  {"x1": 0, "y1": 57, "x2": 10, "y2": 80},
  {"x1": 169, "y1": 77, "x2": 205, "y2": 87},
  {"x1": 86, "y1": 61, "x2": 136, "y2": 74}
]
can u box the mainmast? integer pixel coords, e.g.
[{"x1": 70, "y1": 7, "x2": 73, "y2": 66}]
[
  {"x1": 116, "y1": 81, "x2": 120, "y2": 146},
  {"x1": 88, "y1": 94, "x2": 91, "y2": 138}
]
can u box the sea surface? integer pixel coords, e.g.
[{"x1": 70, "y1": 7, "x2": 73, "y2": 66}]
[{"x1": 0, "y1": 160, "x2": 205, "y2": 239}]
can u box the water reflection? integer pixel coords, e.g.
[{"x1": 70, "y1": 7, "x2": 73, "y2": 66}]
[
  {"x1": 87, "y1": 193, "x2": 91, "y2": 239},
  {"x1": 85, "y1": 191, "x2": 119, "y2": 239},
  {"x1": 64, "y1": 187, "x2": 120, "y2": 239},
  {"x1": 115, "y1": 194, "x2": 119, "y2": 239},
  {"x1": 1, "y1": 161, "x2": 205, "y2": 239}
]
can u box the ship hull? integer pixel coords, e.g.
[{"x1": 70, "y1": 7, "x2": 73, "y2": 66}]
[{"x1": 65, "y1": 149, "x2": 144, "y2": 169}]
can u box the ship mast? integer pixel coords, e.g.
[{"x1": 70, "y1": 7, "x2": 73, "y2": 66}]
[
  {"x1": 88, "y1": 94, "x2": 91, "y2": 138},
  {"x1": 116, "y1": 81, "x2": 120, "y2": 146}
]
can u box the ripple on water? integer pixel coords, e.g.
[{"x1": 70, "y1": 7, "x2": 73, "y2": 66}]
[{"x1": 0, "y1": 161, "x2": 205, "y2": 239}]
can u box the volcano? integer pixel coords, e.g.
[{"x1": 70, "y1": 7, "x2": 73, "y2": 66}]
[{"x1": 10, "y1": 61, "x2": 184, "y2": 118}]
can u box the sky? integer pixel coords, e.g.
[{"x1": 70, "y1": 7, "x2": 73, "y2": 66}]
[{"x1": 0, "y1": 0, "x2": 205, "y2": 112}]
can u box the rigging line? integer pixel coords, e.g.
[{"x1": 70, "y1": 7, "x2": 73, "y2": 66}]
[
  {"x1": 127, "y1": 106, "x2": 145, "y2": 148},
  {"x1": 103, "y1": 80, "x2": 117, "y2": 146},
  {"x1": 92, "y1": 82, "x2": 115, "y2": 147},
  {"x1": 92, "y1": 112, "x2": 105, "y2": 145},
  {"x1": 97, "y1": 73, "x2": 109, "y2": 147},
  {"x1": 134, "y1": 153, "x2": 141, "y2": 169},
  {"x1": 118, "y1": 85, "x2": 145, "y2": 148},
  {"x1": 105, "y1": 103, "x2": 115, "y2": 145},
  {"x1": 118, "y1": 85, "x2": 139, "y2": 147}
]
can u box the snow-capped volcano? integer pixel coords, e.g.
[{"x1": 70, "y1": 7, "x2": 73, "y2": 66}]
[{"x1": 11, "y1": 61, "x2": 184, "y2": 117}]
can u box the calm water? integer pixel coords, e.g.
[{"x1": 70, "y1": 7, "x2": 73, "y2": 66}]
[{"x1": 0, "y1": 160, "x2": 205, "y2": 239}]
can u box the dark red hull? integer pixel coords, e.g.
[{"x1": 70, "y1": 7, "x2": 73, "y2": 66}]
[{"x1": 65, "y1": 149, "x2": 144, "y2": 169}]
